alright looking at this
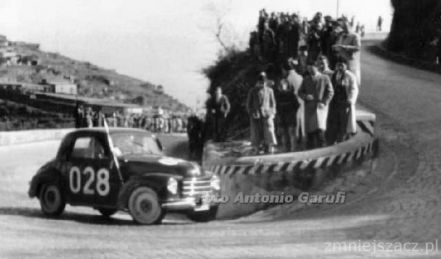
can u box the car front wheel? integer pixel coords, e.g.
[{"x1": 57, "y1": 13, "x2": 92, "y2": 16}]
[
  {"x1": 128, "y1": 187, "x2": 164, "y2": 225},
  {"x1": 39, "y1": 183, "x2": 65, "y2": 217}
]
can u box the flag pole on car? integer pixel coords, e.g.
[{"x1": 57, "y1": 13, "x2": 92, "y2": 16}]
[{"x1": 104, "y1": 119, "x2": 124, "y2": 184}]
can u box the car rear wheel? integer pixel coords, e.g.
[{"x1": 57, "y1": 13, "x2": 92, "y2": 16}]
[
  {"x1": 128, "y1": 187, "x2": 164, "y2": 225},
  {"x1": 39, "y1": 183, "x2": 65, "y2": 217},
  {"x1": 187, "y1": 206, "x2": 218, "y2": 222},
  {"x1": 97, "y1": 208, "x2": 118, "y2": 218}
]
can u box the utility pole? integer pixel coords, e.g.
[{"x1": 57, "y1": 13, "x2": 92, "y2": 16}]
[{"x1": 336, "y1": 0, "x2": 340, "y2": 18}]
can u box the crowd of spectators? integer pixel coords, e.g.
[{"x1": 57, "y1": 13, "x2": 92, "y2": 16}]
[
  {"x1": 74, "y1": 104, "x2": 187, "y2": 133},
  {"x1": 243, "y1": 10, "x2": 361, "y2": 154},
  {"x1": 250, "y1": 10, "x2": 363, "y2": 74}
]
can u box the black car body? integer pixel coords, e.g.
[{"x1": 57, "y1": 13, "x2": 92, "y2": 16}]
[{"x1": 29, "y1": 128, "x2": 220, "y2": 224}]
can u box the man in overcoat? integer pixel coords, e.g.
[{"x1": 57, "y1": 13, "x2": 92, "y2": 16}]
[
  {"x1": 298, "y1": 63, "x2": 334, "y2": 149},
  {"x1": 327, "y1": 60, "x2": 359, "y2": 144},
  {"x1": 207, "y1": 86, "x2": 231, "y2": 142}
]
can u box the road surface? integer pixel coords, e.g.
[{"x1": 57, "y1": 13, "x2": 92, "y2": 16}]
[{"x1": 1, "y1": 42, "x2": 440, "y2": 258}]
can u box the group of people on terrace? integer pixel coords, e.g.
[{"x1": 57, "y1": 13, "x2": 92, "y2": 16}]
[{"x1": 207, "y1": 10, "x2": 362, "y2": 155}]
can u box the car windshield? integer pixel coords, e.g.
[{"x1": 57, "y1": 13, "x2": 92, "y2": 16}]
[{"x1": 110, "y1": 132, "x2": 162, "y2": 156}]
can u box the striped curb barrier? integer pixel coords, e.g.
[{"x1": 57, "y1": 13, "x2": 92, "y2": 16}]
[
  {"x1": 203, "y1": 110, "x2": 377, "y2": 177},
  {"x1": 206, "y1": 135, "x2": 376, "y2": 177}
]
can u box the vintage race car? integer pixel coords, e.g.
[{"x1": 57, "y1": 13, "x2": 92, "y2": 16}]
[{"x1": 28, "y1": 128, "x2": 221, "y2": 225}]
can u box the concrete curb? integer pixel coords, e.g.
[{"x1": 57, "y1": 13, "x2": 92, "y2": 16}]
[{"x1": 203, "y1": 110, "x2": 376, "y2": 174}]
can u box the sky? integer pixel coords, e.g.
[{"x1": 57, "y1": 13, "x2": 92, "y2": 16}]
[{"x1": 0, "y1": 0, "x2": 393, "y2": 109}]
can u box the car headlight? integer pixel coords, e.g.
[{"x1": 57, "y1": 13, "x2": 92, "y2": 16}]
[
  {"x1": 210, "y1": 175, "x2": 221, "y2": 191},
  {"x1": 188, "y1": 164, "x2": 202, "y2": 176},
  {"x1": 167, "y1": 178, "x2": 178, "y2": 195}
]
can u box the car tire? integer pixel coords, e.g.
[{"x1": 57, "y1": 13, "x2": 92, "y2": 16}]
[
  {"x1": 187, "y1": 206, "x2": 218, "y2": 223},
  {"x1": 128, "y1": 186, "x2": 164, "y2": 225},
  {"x1": 39, "y1": 183, "x2": 66, "y2": 217},
  {"x1": 97, "y1": 208, "x2": 118, "y2": 218}
]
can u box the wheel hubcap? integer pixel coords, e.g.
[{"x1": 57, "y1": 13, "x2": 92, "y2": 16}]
[
  {"x1": 140, "y1": 200, "x2": 152, "y2": 214},
  {"x1": 46, "y1": 191, "x2": 55, "y2": 204},
  {"x1": 44, "y1": 186, "x2": 59, "y2": 211}
]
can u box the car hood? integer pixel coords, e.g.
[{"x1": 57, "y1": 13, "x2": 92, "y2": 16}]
[{"x1": 119, "y1": 154, "x2": 204, "y2": 178}]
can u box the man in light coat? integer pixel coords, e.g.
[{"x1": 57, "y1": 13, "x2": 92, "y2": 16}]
[
  {"x1": 285, "y1": 59, "x2": 304, "y2": 144},
  {"x1": 246, "y1": 72, "x2": 277, "y2": 154},
  {"x1": 298, "y1": 63, "x2": 334, "y2": 149},
  {"x1": 327, "y1": 60, "x2": 359, "y2": 143}
]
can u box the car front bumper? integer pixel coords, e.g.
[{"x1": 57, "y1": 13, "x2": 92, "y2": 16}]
[{"x1": 162, "y1": 195, "x2": 217, "y2": 212}]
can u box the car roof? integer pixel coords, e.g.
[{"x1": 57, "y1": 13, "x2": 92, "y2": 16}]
[{"x1": 71, "y1": 127, "x2": 155, "y2": 137}]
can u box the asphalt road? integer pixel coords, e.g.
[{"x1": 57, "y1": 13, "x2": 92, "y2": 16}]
[{"x1": 1, "y1": 42, "x2": 441, "y2": 258}]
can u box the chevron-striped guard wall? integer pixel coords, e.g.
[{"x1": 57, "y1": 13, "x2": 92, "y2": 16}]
[{"x1": 203, "y1": 109, "x2": 378, "y2": 219}]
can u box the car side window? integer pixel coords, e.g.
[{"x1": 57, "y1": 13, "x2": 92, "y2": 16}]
[
  {"x1": 71, "y1": 137, "x2": 93, "y2": 159},
  {"x1": 70, "y1": 137, "x2": 107, "y2": 159}
]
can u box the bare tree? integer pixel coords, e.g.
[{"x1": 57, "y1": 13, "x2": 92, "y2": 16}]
[
  {"x1": 202, "y1": 0, "x2": 239, "y2": 54},
  {"x1": 214, "y1": 15, "x2": 228, "y2": 51}
]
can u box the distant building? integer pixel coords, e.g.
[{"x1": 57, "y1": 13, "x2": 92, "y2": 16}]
[
  {"x1": 0, "y1": 48, "x2": 19, "y2": 65},
  {"x1": 11, "y1": 41, "x2": 40, "y2": 51},
  {"x1": 42, "y1": 79, "x2": 78, "y2": 95},
  {"x1": 0, "y1": 35, "x2": 8, "y2": 47},
  {"x1": 0, "y1": 81, "x2": 49, "y2": 93},
  {"x1": 19, "y1": 55, "x2": 39, "y2": 66},
  {"x1": 21, "y1": 83, "x2": 46, "y2": 93},
  {"x1": 0, "y1": 81, "x2": 22, "y2": 91},
  {"x1": 154, "y1": 85, "x2": 164, "y2": 94}
]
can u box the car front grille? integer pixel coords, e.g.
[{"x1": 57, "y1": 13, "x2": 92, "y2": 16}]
[{"x1": 182, "y1": 176, "x2": 212, "y2": 197}]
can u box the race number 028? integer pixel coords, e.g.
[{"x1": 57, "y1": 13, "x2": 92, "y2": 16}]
[{"x1": 69, "y1": 167, "x2": 110, "y2": 196}]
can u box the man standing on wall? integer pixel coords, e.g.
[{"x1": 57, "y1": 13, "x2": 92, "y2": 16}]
[
  {"x1": 246, "y1": 72, "x2": 278, "y2": 154},
  {"x1": 333, "y1": 18, "x2": 361, "y2": 86},
  {"x1": 275, "y1": 67, "x2": 299, "y2": 152},
  {"x1": 299, "y1": 63, "x2": 334, "y2": 149},
  {"x1": 327, "y1": 59, "x2": 359, "y2": 144},
  {"x1": 285, "y1": 59, "x2": 304, "y2": 146},
  {"x1": 207, "y1": 86, "x2": 231, "y2": 142}
]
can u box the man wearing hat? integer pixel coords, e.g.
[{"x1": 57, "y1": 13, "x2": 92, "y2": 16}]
[
  {"x1": 246, "y1": 72, "x2": 278, "y2": 154},
  {"x1": 206, "y1": 86, "x2": 231, "y2": 142},
  {"x1": 299, "y1": 62, "x2": 334, "y2": 149},
  {"x1": 333, "y1": 18, "x2": 361, "y2": 86},
  {"x1": 286, "y1": 58, "x2": 305, "y2": 146}
]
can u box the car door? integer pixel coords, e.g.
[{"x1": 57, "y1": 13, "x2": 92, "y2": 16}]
[{"x1": 64, "y1": 134, "x2": 121, "y2": 207}]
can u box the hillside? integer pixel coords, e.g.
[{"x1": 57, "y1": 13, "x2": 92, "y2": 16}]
[{"x1": 0, "y1": 36, "x2": 189, "y2": 112}]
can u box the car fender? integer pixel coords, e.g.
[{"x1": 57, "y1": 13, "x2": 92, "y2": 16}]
[
  {"x1": 28, "y1": 168, "x2": 62, "y2": 198},
  {"x1": 117, "y1": 173, "x2": 183, "y2": 210}
]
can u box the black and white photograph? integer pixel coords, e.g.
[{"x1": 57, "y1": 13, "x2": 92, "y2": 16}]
[{"x1": 0, "y1": 0, "x2": 439, "y2": 258}]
